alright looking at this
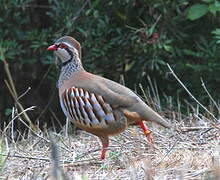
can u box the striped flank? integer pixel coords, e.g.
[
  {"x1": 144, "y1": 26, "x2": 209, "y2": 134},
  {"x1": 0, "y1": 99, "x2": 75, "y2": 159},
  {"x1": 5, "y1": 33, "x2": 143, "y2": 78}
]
[{"x1": 61, "y1": 87, "x2": 115, "y2": 127}]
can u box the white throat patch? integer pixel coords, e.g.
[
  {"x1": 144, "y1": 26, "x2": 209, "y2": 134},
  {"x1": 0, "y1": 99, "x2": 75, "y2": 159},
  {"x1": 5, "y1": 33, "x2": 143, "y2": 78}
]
[{"x1": 55, "y1": 48, "x2": 71, "y2": 62}]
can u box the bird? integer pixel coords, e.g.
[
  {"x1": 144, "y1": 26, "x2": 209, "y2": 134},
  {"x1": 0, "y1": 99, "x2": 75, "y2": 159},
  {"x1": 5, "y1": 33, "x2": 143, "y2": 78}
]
[{"x1": 47, "y1": 36, "x2": 171, "y2": 159}]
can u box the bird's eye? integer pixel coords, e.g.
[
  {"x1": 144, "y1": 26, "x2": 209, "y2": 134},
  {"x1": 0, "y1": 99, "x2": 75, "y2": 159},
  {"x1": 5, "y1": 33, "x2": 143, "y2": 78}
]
[{"x1": 59, "y1": 43, "x2": 68, "y2": 49}]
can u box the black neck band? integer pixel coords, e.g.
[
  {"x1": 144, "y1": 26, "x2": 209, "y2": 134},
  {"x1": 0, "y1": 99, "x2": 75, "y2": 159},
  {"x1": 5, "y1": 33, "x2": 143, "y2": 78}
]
[
  {"x1": 61, "y1": 59, "x2": 72, "y2": 67},
  {"x1": 61, "y1": 48, "x2": 73, "y2": 67}
]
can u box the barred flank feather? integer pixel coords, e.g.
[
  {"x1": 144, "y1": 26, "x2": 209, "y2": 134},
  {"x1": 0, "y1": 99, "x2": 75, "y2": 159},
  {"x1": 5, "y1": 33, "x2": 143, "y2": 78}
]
[{"x1": 61, "y1": 87, "x2": 116, "y2": 128}]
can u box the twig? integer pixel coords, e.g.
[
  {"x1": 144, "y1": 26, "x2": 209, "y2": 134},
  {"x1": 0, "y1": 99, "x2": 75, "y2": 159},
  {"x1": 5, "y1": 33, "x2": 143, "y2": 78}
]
[
  {"x1": 17, "y1": 87, "x2": 31, "y2": 101},
  {"x1": 8, "y1": 4, "x2": 53, "y2": 9},
  {"x1": 71, "y1": 0, "x2": 90, "y2": 22},
  {"x1": 2, "y1": 106, "x2": 54, "y2": 146},
  {"x1": 33, "y1": 65, "x2": 53, "y2": 94},
  {"x1": 183, "y1": 99, "x2": 196, "y2": 113},
  {"x1": 3, "y1": 58, "x2": 36, "y2": 131},
  {"x1": 5, "y1": 80, "x2": 36, "y2": 131},
  {"x1": 0, "y1": 153, "x2": 51, "y2": 162},
  {"x1": 187, "y1": 168, "x2": 212, "y2": 178},
  {"x1": 76, "y1": 148, "x2": 101, "y2": 160},
  {"x1": 57, "y1": 0, "x2": 90, "y2": 34},
  {"x1": 179, "y1": 126, "x2": 213, "y2": 132},
  {"x1": 2, "y1": 59, "x2": 17, "y2": 97},
  {"x1": 167, "y1": 63, "x2": 218, "y2": 122},
  {"x1": 212, "y1": 123, "x2": 220, "y2": 131},
  {"x1": 146, "y1": 76, "x2": 158, "y2": 108},
  {"x1": 35, "y1": 89, "x2": 56, "y2": 122},
  {"x1": 0, "y1": 153, "x2": 101, "y2": 165},
  {"x1": 156, "y1": 136, "x2": 180, "y2": 166},
  {"x1": 3, "y1": 106, "x2": 36, "y2": 134},
  {"x1": 49, "y1": 108, "x2": 63, "y2": 130},
  {"x1": 201, "y1": 78, "x2": 220, "y2": 113}
]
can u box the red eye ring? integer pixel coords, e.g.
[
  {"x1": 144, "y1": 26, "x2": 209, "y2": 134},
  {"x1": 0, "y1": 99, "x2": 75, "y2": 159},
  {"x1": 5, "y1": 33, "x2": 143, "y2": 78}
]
[{"x1": 59, "y1": 43, "x2": 68, "y2": 49}]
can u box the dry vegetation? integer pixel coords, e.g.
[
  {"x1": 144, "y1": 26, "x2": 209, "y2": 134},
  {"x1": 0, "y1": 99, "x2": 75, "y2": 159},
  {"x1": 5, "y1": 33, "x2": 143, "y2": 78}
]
[
  {"x1": 0, "y1": 115, "x2": 219, "y2": 180},
  {"x1": 0, "y1": 63, "x2": 219, "y2": 179},
  {"x1": 0, "y1": 94, "x2": 220, "y2": 180}
]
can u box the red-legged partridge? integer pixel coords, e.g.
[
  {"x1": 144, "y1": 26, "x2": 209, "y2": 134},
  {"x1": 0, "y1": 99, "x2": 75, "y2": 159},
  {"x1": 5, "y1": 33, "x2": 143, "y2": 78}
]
[{"x1": 47, "y1": 36, "x2": 171, "y2": 159}]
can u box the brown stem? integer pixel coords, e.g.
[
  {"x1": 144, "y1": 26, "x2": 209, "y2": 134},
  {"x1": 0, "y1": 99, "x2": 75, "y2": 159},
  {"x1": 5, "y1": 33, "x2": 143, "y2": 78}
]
[{"x1": 2, "y1": 58, "x2": 37, "y2": 131}]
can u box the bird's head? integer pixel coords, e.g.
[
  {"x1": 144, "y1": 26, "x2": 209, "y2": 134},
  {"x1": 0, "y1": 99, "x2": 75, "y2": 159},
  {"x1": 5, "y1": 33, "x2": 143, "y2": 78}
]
[{"x1": 47, "y1": 36, "x2": 81, "y2": 67}]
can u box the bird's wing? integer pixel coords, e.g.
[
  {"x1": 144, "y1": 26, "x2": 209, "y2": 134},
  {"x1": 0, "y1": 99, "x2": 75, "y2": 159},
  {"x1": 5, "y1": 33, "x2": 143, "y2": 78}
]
[
  {"x1": 74, "y1": 73, "x2": 139, "y2": 108},
  {"x1": 61, "y1": 72, "x2": 171, "y2": 128},
  {"x1": 60, "y1": 87, "x2": 128, "y2": 135}
]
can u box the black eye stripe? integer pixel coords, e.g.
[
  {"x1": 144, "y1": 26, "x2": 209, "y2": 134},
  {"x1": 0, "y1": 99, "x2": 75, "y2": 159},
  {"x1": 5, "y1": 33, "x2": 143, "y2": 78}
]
[{"x1": 66, "y1": 47, "x2": 73, "y2": 56}]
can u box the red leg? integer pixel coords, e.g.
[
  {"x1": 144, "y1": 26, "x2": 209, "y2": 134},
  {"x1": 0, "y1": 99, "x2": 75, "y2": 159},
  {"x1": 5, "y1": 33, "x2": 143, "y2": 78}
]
[
  {"x1": 100, "y1": 143, "x2": 109, "y2": 160},
  {"x1": 139, "y1": 121, "x2": 154, "y2": 144},
  {"x1": 99, "y1": 136, "x2": 109, "y2": 160}
]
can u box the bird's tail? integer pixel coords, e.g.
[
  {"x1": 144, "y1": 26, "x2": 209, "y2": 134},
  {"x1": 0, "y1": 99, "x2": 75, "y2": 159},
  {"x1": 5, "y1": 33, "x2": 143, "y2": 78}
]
[{"x1": 123, "y1": 104, "x2": 171, "y2": 128}]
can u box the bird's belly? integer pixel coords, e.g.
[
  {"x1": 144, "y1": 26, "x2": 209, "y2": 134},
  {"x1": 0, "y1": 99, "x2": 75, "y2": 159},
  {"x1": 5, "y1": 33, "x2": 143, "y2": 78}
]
[{"x1": 67, "y1": 113, "x2": 128, "y2": 137}]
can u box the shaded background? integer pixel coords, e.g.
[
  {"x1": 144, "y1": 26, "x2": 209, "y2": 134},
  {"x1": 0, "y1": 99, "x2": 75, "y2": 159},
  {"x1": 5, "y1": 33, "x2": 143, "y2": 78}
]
[{"x1": 1, "y1": 0, "x2": 220, "y2": 130}]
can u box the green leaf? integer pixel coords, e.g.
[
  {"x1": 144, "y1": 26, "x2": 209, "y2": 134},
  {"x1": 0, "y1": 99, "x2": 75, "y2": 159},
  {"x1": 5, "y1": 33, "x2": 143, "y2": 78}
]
[
  {"x1": 208, "y1": 4, "x2": 220, "y2": 15},
  {"x1": 212, "y1": 28, "x2": 220, "y2": 35},
  {"x1": 187, "y1": 4, "x2": 208, "y2": 20},
  {"x1": 92, "y1": 0, "x2": 100, "y2": 8},
  {"x1": 163, "y1": 45, "x2": 172, "y2": 52},
  {"x1": 0, "y1": 48, "x2": 5, "y2": 61},
  {"x1": 5, "y1": 108, "x2": 12, "y2": 116},
  {"x1": 77, "y1": 27, "x2": 88, "y2": 37},
  {"x1": 93, "y1": 10, "x2": 99, "y2": 18},
  {"x1": 85, "y1": 9, "x2": 91, "y2": 16},
  {"x1": 215, "y1": 1, "x2": 220, "y2": 7},
  {"x1": 125, "y1": 61, "x2": 135, "y2": 71},
  {"x1": 116, "y1": 11, "x2": 127, "y2": 20}
]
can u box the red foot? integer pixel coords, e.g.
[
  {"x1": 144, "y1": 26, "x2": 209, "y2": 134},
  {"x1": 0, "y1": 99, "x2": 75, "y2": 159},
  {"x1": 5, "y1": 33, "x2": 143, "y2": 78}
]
[{"x1": 139, "y1": 121, "x2": 154, "y2": 144}]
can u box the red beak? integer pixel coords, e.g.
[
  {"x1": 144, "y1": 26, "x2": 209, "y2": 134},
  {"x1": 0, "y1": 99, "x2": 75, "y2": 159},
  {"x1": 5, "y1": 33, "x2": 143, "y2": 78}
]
[{"x1": 47, "y1": 44, "x2": 57, "y2": 51}]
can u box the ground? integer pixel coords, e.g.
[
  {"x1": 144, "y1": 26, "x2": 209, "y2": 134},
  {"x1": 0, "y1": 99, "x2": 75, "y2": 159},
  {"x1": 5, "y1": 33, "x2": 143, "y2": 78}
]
[{"x1": 1, "y1": 118, "x2": 219, "y2": 180}]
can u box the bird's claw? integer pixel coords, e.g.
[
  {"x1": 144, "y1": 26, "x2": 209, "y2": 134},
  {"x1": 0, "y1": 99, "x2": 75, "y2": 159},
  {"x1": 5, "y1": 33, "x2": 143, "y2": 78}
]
[{"x1": 144, "y1": 129, "x2": 154, "y2": 144}]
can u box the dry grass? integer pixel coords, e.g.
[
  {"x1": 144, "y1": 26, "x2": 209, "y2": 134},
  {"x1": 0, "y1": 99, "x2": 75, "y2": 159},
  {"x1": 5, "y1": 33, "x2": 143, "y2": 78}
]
[
  {"x1": 0, "y1": 115, "x2": 219, "y2": 180},
  {"x1": 1, "y1": 62, "x2": 219, "y2": 179}
]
